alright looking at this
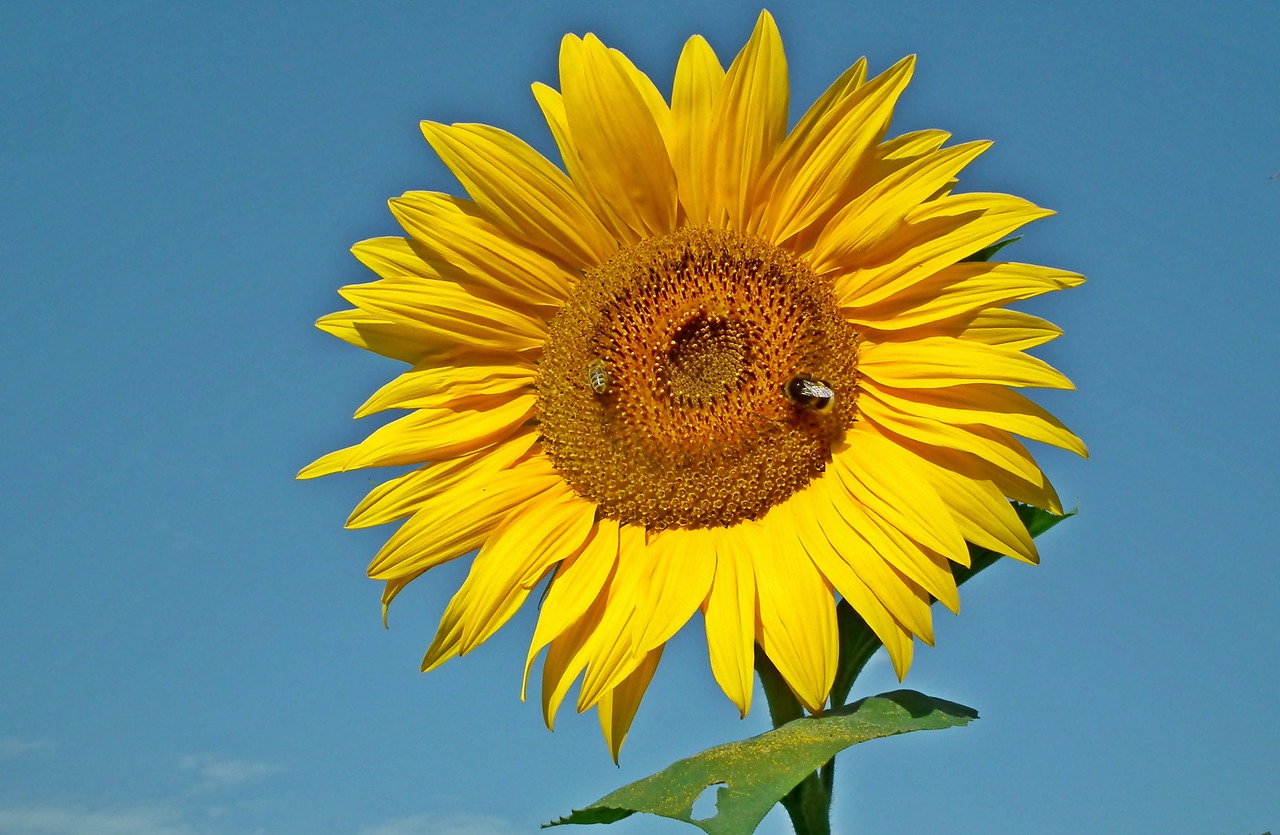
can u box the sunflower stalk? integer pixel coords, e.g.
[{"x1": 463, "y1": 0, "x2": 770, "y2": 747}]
[
  {"x1": 754, "y1": 601, "x2": 890, "y2": 834},
  {"x1": 755, "y1": 646, "x2": 831, "y2": 835}
]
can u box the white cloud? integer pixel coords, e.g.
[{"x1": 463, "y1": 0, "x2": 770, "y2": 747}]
[
  {"x1": 355, "y1": 812, "x2": 522, "y2": 835},
  {"x1": 0, "y1": 803, "x2": 198, "y2": 835},
  {"x1": 0, "y1": 738, "x2": 55, "y2": 760},
  {"x1": 177, "y1": 754, "x2": 279, "y2": 791}
]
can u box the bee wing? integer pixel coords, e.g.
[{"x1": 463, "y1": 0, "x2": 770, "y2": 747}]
[{"x1": 799, "y1": 379, "x2": 834, "y2": 399}]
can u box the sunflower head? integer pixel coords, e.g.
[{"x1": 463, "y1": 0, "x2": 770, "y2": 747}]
[{"x1": 302, "y1": 10, "x2": 1085, "y2": 760}]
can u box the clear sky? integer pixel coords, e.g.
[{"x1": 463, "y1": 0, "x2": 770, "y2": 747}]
[{"x1": 2, "y1": 1, "x2": 1277, "y2": 834}]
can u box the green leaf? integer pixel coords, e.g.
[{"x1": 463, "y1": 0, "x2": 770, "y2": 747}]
[
  {"x1": 1016, "y1": 502, "x2": 1074, "y2": 538},
  {"x1": 545, "y1": 691, "x2": 976, "y2": 833},
  {"x1": 960, "y1": 235, "x2": 1021, "y2": 263}
]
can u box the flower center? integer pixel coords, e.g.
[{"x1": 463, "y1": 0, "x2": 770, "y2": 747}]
[
  {"x1": 536, "y1": 227, "x2": 861, "y2": 530},
  {"x1": 665, "y1": 313, "x2": 748, "y2": 406}
]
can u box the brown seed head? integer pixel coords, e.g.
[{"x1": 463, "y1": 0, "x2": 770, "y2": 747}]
[{"x1": 536, "y1": 227, "x2": 860, "y2": 529}]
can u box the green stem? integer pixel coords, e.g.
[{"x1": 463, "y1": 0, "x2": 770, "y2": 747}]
[{"x1": 755, "y1": 646, "x2": 831, "y2": 835}]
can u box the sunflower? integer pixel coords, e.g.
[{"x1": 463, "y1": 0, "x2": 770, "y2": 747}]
[{"x1": 301, "y1": 10, "x2": 1085, "y2": 759}]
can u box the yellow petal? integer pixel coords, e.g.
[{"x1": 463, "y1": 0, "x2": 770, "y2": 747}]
[
  {"x1": 785, "y1": 127, "x2": 949, "y2": 259},
  {"x1": 420, "y1": 484, "x2": 597, "y2": 671},
  {"x1": 862, "y1": 379, "x2": 1087, "y2": 457},
  {"x1": 349, "y1": 236, "x2": 441, "y2": 281},
  {"x1": 366, "y1": 454, "x2": 561, "y2": 580},
  {"x1": 883, "y1": 622, "x2": 914, "y2": 681},
  {"x1": 832, "y1": 432, "x2": 970, "y2": 567},
  {"x1": 419, "y1": 121, "x2": 617, "y2": 268},
  {"x1": 701, "y1": 529, "x2": 755, "y2": 717},
  {"x1": 420, "y1": 612, "x2": 463, "y2": 673},
  {"x1": 634, "y1": 527, "x2": 716, "y2": 655},
  {"x1": 802, "y1": 480, "x2": 935, "y2": 644},
  {"x1": 846, "y1": 261, "x2": 1084, "y2": 330},
  {"x1": 956, "y1": 309, "x2": 1065, "y2": 350},
  {"x1": 873, "y1": 308, "x2": 1068, "y2": 350},
  {"x1": 607, "y1": 46, "x2": 674, "y2": 145},
  {"x1": 874, "y1": 128, "x2": 951, "y2": 162},
  {"x1": 338, "y1": 277, "x2": 545, "y2": 353},
  {"x1": 380, "y1": 195, "x2": 574, "y2": 307},
  {"x1": 753, "y1": 64, "x2": 871, "y2": 255},
  {"x1": 346, "y1": 429, "x2": 538, "y2": 529},
  {"x1": 558, "y1": 34, "x2": 678, "y2": 238},
  {"x1": 708, "y1": 10, "x2": 788, "y2": 227},
  {"x1": 523, "y1": 517, "x2": 620, "y2": 696},
  {"x1": 858, "y1": 336, "x2": 1075, "y2": 390},
  {"x1": 826, "y1": 193, "x2": 1053, "y2": 303},
  {"x1": 858, "y1": 392, "x2": 1056, "y2": 499},
  {"x1": 822, "y1": 447, "x2": 960, "y2": 613},
  {"x1": 381, "y1": 573, "x2": 420, "y2": 626},
  {"x1": 911, "y1": 453, "x2": 1039, "y2": 563},
  {"x1": 354, "y1": 360, "x2": 535, "y2": 419},
  {"x1": 315, "y1": 309, "x2": 451, "y2": 365},
  {"x1": 531, "y1": 82, "x2": 637, "y2": 245},
  {"x1": 540, "y1": 591, "x2": 608, "y2": 730},
  {"x1": 777, "y1": 59, "x2": 868, "y2": 156},
  {"x1": 577, "y1": 524, "x2": 651, "y2": 710},
  {"x1": 757, "y1": 57, "x2": 915, "y2": 243},
  {"x1": 780, "y1": 493, "x2": 914, "y2": 678},
  {"x1": 854, "y1": 415, "x2": 1039, "y2": 561},
  {"x1": 813, "y1": 139, "x2": 991, "y2": 269},
  {"x1": 742, "y1": 519, "x2": 838, "y2": 713},
  {"x1": 597, "y1": 645, "x2": 663, "y2": 763},
  {"x1": 669, "y1": 35, "x2": 725, "y2": 224},
  {"x1": 298, "y1": 393, "x2": 535, "y2": 479},
  {"x1": 866, "y1": 411, "x2": 1064, "y2": 514}
]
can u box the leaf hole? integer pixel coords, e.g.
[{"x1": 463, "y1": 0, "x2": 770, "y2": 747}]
[{"x1": 691, "y1": 782, "x2": 725, "y2": 821}]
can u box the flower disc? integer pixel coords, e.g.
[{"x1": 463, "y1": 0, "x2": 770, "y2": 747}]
[{"x1": 537, "y1": 227, "x2": 861, "y2": 529}]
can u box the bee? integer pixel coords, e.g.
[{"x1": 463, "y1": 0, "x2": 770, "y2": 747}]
[
  {"x1": 785, "y1": 374, "x2": 835, "y2": 413},
  {"x1": 587, "y1": 358, "x2": 611, "y2": 395}
]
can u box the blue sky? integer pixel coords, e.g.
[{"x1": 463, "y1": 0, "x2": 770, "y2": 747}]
[{"x1": 2, "y1": 1, "x2": 1277, "y2": 834}]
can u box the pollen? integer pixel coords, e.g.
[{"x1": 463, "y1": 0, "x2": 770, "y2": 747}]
[{"x1": 537, "y1": 227, "x2": 861, "y2": 529}]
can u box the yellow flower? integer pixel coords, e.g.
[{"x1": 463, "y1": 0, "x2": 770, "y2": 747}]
[{"x1": 301, "y1": 11, "x2": 1085, "y2": 759}]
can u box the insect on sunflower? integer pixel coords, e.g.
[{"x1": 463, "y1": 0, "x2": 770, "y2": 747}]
[{"x1": 301, "y1": 10, "x2": 1086, "y2": 759}]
